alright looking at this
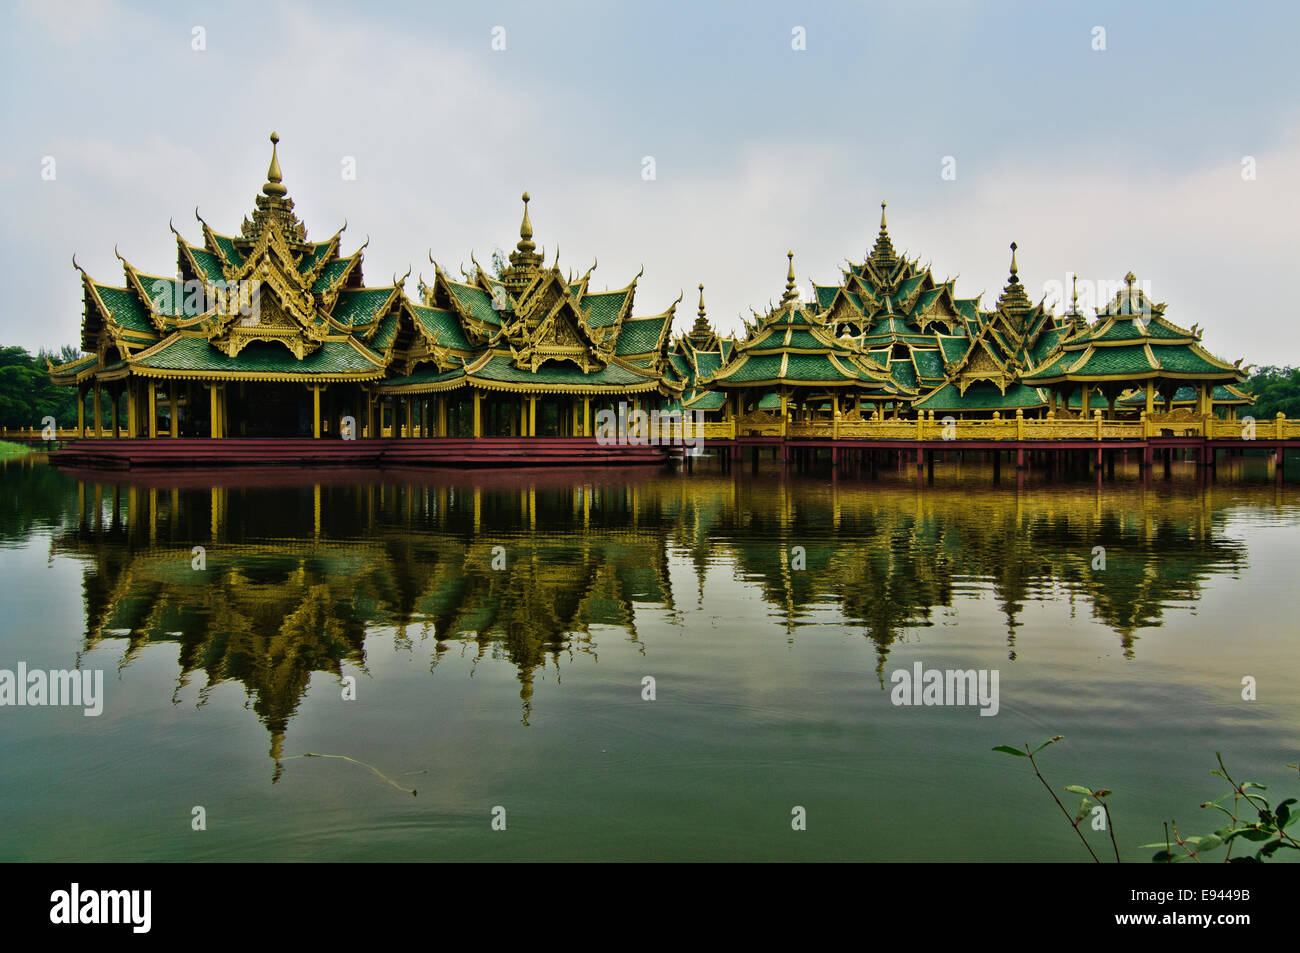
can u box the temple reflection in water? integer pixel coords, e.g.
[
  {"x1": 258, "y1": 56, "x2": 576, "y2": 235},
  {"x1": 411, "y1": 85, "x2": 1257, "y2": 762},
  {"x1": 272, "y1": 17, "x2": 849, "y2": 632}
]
[{"x1": 40, "y1": 461, "x2": 1260, "y2": 766}]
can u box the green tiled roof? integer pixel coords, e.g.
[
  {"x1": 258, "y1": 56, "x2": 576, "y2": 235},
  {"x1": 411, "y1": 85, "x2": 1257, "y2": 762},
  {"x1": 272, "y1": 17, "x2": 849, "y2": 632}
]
[
  {"x1": 473, "y1": 354, "x2": 653, "y2": 387},
  {"x1": 331, "y1": 288, "x2": 392, "y2": 327},
  {"x1": 369, "y1": 313, "x2": 399, "y2": 351},
  {"x1": 312, "y1": 258, "x2": 353, "y2": 293},
  {"x1": 937, "y1": 335, "x2": 968, "y2": 364},
  {"x1": 132, "y1": 336, "x2": 382, "y2": 376},
  {"x1": 135, "y1": 276, "x2": 189, "y2": 318},
  {"x1": 683, "y1": 389, "x2": 726, "y2": 411},
  {"x1": 188, "y1": 247, "x2": 226, "y2": 282},
  {"x1": 890, "y1": 360, "x2": 917, "y2": 389},
  {"x1": 910, "y1": 349, "x2": 945, "y2": 380},
  {"x1": 614, "y1": 315, "x2": 668, "y2": 355},
  {"x1": 915, "y1": 381, "x2": 1045, "y2": 411},
  {"x1": 448, "y1": 282, "x2": 502, "y2": 326},
  {"x1": 814, "y1": 284, "x2": 838, "y2": 309},
  {"x1": 383, "y1": 362, "x2": 467, "y2": 387},
  {"x1": 94, "y1": 284, "x2": 154, "y2": 332},
  {"x1": 299, "y1": 242, "x2": 333, "y2": 274},
  {"x1": 411, "y1": 305, "x2": 472, "y2": 350},
  {"x1": 211, "y1": 235, "x2": 243, "y2": 268},
  {"x1": 580, "y1": 291, "x2": 628, "y2": 328}
]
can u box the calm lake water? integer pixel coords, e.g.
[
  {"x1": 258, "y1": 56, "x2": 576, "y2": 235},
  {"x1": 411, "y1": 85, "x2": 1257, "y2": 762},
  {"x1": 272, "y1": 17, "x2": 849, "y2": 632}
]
[{"x1": 1, "y1": 453, "x2": 1297, "y2": 862}]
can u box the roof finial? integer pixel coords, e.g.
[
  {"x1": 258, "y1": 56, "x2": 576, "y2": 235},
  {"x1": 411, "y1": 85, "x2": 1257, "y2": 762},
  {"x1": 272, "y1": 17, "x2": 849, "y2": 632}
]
[
  {"x1": 1125, "y1": 270, "x2": 1135, "y2": 289},
  {"x1": 1071, "y1": 273, "x2": 1079, "y2": 310},
  {"x1": 1008, "y1": 241, "x2": 1019, "y2": 284},
  {"x1": 782, "y1": 250, "x2": 799, "y2": 304},
  {"x1": 263, "y1": 131, "x2": 287, "y2": 198},
  {"x1": 870, "y1": 201, "x2": 897, "y2": 264},
  {"x1": 517, "y1": 191, "x2": 535, "y2": 254},
  {"x1": 698, "y1": 283, "x2": 706, "y2": 320}
]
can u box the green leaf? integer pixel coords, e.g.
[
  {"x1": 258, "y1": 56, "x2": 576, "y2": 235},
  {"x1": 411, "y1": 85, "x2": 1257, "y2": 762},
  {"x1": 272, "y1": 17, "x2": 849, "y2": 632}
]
[
  {"x1": 1065, "y1": 785, "x2": 1092, "y2": 796},
  {"x1": 1196, "y1": 833, "x2": 1224, "y2": 852},
  {"x1": 1242, "y1": 782, "x2": 1268, "y2": 792},
  {"x1": 1032, "y1": 736, "x2": 1063, "y2": 754},
  {"x1": 992, "y1": 745, "x2": 1028, "y2": 757}
]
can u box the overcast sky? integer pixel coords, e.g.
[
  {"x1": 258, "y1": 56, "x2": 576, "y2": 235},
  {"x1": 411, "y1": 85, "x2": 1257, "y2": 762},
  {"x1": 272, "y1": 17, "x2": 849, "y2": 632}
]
[{"x1": 3, "y1": 0, "x2": 1297, "y2": 364}]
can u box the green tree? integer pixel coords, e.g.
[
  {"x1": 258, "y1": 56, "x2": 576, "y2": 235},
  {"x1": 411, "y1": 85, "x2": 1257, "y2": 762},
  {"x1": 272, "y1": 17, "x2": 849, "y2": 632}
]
[{"x1": 1240, "y1": 365, "x2": 1300, "y2": 420}]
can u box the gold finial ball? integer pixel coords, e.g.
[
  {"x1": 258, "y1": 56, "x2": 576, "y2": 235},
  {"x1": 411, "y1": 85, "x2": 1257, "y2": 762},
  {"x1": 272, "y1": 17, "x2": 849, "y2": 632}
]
[
  {"x1": 699, "y1": 283, "x2": 704, "y2": 290},
  {"x1": 270, "y1": 131, "x2": 279, "y2": 144},
  {"x1": 1125, "y1": 270, "x2": 1136, "y2": 283},
  {"x1": 522, "y1": 191, "x2": 530, "y2": 203},
  {"x1": 1010, "y1": 241, "x2": 1017, "y2": 251},
  {"x1": 787, "y1": 250, "x2": 794, "y2": 259}
]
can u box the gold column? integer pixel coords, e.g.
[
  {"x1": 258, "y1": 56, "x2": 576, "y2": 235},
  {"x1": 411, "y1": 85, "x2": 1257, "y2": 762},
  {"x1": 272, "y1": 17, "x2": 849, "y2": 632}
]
[
  {"x1": 405, "y1": 398, "x2": 413, "y2": 438},
  {"x1": 92, "y1": 387, "x2": 102, "y2": 438},
  {"x1": 209, "y1": 385, "x2": 220, "y2": 438},
  {"x1": 473, "y1": 390, "x2": 482, "y2": 438},
  {"x1": 529, "y1": 396, "x2": 537, "y2": 436},
  {"x1": 147, "y1": 382, "x2": 157, "y2": 438},
  {"x1": 126, "y1": 380, "x2": 137, "y2": 437},
  {"x1": 169, "y1": 387, "x2": 179, "y2": 438},
  {"x1": 1145, "y1": 381, "x2": 1154, "y2": 415},
  {"x1": 312, "y1": 386, "x2": 322, "y2": 439},
  {"x1": 77, "y1": 387, "x2": 85, "y2": 437},
  {"x1": 583, "y1": 397, "x2": 591, "y2": 437},
  {"x1": 437, "y1": 396, "x2": 447, "y2": 437}
]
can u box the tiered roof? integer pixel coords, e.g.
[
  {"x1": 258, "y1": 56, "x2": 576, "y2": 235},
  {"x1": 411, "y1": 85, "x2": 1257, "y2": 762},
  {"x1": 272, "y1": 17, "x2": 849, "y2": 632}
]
[
  {"x1": 52, "y1": 133, "x2": 400, "y2": 386},
  {"x1": 382, "y1": 193, "x2": 682, "y2": 397},
  {"x1": 702, "y1": 253, "x2": 906, "y2": 398},
  {"x1": 813, "y1": 204, "x2": 982, "y2": 397},
  {"x1": 663, "y1": 285, "x2": 733, "y2": 413},
  {"x1": 1023, "y1": 273, "x2": 1246, "y2": 388}
]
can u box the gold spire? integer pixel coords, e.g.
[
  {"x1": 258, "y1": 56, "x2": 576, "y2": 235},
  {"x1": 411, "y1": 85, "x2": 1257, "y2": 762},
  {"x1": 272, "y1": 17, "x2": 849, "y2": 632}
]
[
  {"x1": 689, "y1": 283, "x2": 715, "y2": 348},
  {"x1": 869, "y1": 201, "x2": 896, "y2": 264},
  {"x1": 781, "y1": 251, "x2": 799, "y2": 304},
  {"x1": 517, "y1": 192, "x2": 536, "y2": 255},
  {"x1": 263, "y1": 132, "x2": 286, "y2": 198},
  {"x1": 996, "y1": 241, "x2": 1031, "y2": 318},
  {"x1": 504, "y1": 190, "x2": 544, "y2": 294}
]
